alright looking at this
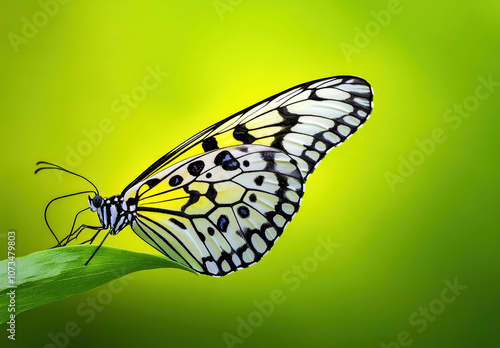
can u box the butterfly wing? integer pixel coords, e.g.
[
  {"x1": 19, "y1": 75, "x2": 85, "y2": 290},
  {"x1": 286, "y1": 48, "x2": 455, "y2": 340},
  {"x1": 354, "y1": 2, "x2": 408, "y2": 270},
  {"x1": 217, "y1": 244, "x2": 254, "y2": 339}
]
[
  {"x1": 122, "y1": 76, "x2": 373, "y2": 193},
  {"x1": 123, "y1": 145, "x2": 304, "y2": 276}
]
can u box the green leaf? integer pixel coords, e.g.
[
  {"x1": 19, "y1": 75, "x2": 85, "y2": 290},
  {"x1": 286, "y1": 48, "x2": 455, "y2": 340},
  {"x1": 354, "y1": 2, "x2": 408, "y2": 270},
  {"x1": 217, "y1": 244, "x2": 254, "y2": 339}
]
[{"x1": 0, "y1": 246, "x2": 197, "y2": 324}]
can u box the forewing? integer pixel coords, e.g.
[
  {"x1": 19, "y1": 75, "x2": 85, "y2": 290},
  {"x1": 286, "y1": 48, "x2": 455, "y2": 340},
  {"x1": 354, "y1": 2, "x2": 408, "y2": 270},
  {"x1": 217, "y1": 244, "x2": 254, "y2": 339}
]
[
  {"x1": 124, "y1": 145, "x2": 304, "y2": 276},
  {"x1": 123, "y1": 76, "x2": 373, "y2": 193}
]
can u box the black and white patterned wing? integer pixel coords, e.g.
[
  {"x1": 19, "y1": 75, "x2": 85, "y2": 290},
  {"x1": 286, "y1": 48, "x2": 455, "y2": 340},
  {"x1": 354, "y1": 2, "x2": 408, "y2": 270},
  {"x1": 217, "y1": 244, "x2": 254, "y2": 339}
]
[{"x1": 123, "y1": 145, "x2": 304, "y2": 276}]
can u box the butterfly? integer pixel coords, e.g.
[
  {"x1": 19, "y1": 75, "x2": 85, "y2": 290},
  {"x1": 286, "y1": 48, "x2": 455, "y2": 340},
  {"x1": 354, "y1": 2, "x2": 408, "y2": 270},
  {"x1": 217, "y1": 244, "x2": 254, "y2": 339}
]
[{"x1": 37, "y1": 75, "x2": 373, "y2": 276}]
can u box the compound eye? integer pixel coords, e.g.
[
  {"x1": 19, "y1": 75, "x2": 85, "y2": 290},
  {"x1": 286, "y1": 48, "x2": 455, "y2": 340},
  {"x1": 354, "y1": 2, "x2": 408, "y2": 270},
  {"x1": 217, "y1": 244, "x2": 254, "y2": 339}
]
[{"x1": 92, "y1": 195, "x2": 103, "y2": 208}]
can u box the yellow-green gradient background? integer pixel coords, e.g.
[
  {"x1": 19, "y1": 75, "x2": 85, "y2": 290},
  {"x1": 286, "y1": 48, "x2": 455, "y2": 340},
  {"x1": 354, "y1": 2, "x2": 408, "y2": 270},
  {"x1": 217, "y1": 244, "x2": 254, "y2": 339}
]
[{"x1": 1, "y1": 1, "x2": 499, "y2": 347}]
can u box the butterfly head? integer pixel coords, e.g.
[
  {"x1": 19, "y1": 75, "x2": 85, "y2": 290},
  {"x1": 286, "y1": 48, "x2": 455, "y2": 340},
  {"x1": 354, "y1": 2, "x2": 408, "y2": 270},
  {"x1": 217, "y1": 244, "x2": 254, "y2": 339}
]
[{"x1": 88, "y1": 194, "x2": 104, "y2": 212}]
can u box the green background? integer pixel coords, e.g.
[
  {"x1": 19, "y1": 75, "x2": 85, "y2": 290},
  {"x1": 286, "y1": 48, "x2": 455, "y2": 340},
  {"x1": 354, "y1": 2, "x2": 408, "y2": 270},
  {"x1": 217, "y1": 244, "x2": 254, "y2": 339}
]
[{"x1": 1, "y1": 0, "x2": 499, "y2": 347}]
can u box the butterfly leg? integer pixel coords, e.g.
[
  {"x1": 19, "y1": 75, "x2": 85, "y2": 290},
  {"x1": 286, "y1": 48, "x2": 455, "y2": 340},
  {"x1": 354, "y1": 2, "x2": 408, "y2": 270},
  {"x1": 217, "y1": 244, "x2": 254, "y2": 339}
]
[
  {"x1": 57, "y1": 224, "x2": 102, "y2": 246},
  {"x1": 84, "y1": 230, "x2": 111, "y2": 266},
  {"x1": 55, "y1": 223, "x2": 108, "y2": 265},
  {"x1": 63, "y1": 207, "x2": 90, "y2": 244},
  {"x1": 80, "y1": 228, "x2": 105, "y2": 246}
]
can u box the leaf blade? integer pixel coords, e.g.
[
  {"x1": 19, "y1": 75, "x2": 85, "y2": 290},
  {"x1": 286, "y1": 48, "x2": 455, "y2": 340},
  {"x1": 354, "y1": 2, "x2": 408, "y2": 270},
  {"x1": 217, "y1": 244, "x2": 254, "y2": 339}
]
[{"x1": 0, "y1": 245, "x2": 196, "y2": 324}]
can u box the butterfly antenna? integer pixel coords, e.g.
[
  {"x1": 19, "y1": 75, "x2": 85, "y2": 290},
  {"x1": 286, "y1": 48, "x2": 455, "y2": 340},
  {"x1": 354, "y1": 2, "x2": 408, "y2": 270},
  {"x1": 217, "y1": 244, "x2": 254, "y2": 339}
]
[
  {"x1": 35, "y1": 161, "x2": 100, "y2": 195},
  {"x1": 42, "y1": 191, "x2": 96, "y2": 244},
  {"x1": 85, "y1": 230, "x2": 111, "y2": 266}
]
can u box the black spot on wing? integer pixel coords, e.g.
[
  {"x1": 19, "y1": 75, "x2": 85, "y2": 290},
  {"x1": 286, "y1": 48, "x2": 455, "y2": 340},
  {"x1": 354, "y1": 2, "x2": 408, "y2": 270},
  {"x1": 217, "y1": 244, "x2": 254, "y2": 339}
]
[
  {"x1": 225, "y1": 159, "x2": 240, "y2": 171},
  {"x1": 214, "y1": 151, "x2": 231, "y2": 165},
  {"x1": 217, "y1": 215, "x2": 229, "y2": 233},
  {"x1": 249, "y1": 193, "x2": 257, "y2": 202},
  {"x1": 254, "y1": 175, "x2": 264, "y2": 186},
  {"x1": 187, "y1": 160, "x2": 205, "y2": 176},
  {"x1": 202, "y1": 136, "x2": 218, "y2": 152},
  {"x1": 170, "y1": 218, "x2": 186, "y2": 230},
  {"x1": 169, "y1": 175, "x2": 183, "y2": 187},
  {"x1": 237, "y1": 206, "x2": 250, "y2": 218},
  {"x1": 233, "y1": 124, "x2": 256, "y2": 144},
  {"x1": 214, "y1": 150, "x2": 240, "y2": 171},
  {"x1": 145, "y1": 178, "x2": 160, "y2": 189}
]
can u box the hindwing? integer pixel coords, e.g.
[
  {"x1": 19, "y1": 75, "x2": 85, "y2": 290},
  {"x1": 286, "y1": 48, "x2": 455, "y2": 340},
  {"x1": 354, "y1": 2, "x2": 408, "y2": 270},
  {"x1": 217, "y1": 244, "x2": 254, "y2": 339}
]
[{"x1": 124, "y1": 145, "x2": 304, "y2": 276}]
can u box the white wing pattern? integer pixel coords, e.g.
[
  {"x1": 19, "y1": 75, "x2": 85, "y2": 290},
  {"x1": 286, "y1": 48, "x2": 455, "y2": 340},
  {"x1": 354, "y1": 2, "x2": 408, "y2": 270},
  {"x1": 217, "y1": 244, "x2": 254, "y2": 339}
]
[{"x1": 59, "y1": 75, "x2": 373, "y2": 277}]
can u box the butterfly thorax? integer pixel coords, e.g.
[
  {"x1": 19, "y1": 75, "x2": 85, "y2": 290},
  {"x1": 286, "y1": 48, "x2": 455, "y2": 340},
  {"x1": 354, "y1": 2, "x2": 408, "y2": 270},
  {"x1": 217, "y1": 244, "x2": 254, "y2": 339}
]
[{"x1": 88, "y1": 194, "x2": 138, "y2": 235}]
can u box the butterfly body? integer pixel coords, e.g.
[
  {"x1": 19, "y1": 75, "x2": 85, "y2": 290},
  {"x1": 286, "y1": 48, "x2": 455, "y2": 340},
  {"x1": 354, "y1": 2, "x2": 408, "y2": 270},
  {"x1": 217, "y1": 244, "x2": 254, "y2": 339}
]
[{"x1": 42, "y1": 75, "x2": 374, "y2": 277}]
